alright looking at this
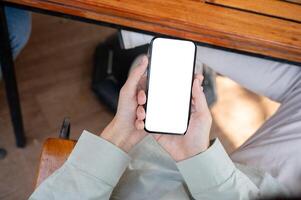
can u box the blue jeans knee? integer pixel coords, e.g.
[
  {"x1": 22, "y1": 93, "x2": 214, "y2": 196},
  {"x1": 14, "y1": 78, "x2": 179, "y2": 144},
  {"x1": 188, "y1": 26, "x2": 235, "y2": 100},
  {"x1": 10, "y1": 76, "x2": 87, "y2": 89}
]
[{"x1": 5, "y1": 6, "x2": 32, "y2": 59}]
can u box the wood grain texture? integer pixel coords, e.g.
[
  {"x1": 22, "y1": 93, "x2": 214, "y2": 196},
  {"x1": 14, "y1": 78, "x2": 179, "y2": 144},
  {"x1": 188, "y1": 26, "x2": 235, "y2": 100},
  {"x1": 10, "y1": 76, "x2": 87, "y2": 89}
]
[
  {"x1": 206, "y1": 0, "x2": 301, "y2": 22},
  {"x1": 35, "y1": 138, "x2": 76, "y2": 188},
  {"x1": 284, "y1": 0, "x2": 301, "y2": 4},
  {"x1": 4, "y1": 0, "x2": 301, "y2": 64}
]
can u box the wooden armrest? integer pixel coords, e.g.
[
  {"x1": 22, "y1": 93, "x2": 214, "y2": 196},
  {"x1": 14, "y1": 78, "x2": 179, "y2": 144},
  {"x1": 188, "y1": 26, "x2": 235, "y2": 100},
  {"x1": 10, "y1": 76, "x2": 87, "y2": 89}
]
[{"x1": 35, "y1": 138, "x2": 76, "y2": 188}]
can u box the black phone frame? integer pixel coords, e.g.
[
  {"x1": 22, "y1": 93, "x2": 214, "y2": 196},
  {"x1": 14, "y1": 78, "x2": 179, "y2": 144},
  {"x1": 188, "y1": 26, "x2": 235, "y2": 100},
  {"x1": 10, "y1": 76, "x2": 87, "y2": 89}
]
[{"x1": 144, "y1": 36, "x2": 197, "y2": 135}]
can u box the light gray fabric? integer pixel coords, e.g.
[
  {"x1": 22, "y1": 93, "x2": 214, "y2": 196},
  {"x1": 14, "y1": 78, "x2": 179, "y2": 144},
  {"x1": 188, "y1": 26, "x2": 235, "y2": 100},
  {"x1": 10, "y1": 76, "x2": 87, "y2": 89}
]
[
  {"x1": 121, "y1": 30, "x2": 301, "y2": 195},
  {"x1": 196, "y1": 46, "x2": 301, "y2": 195},
  {"x1": 30, "y1": 132, "x2": 288, "y2": 200}
]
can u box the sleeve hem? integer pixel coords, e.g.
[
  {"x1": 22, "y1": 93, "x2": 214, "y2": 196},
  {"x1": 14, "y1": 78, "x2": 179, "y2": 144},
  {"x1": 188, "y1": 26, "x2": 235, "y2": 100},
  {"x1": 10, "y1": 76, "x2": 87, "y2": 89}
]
[
  {"x1": 176, "y1": 138, "x2": 235, "y2": 194},
  {"x1": 67, "y1": 130, "x2": 130, "y2": 187}
]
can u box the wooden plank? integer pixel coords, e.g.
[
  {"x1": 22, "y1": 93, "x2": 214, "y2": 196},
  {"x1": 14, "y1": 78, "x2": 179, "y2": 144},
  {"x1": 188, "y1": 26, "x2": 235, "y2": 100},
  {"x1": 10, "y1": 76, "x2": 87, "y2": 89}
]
[
  {"x1": 284, "y1": 0, "x2": 301, "y2": 4},
  {"x1": 35, "y1": 138, "x2": 76, "y2": 188},
  {"x1": 205, "y1": 0, "x2": 301, "y2": 22},
  {"x1": 4, "y1": 0, "x2": 301, "y2": 64}
]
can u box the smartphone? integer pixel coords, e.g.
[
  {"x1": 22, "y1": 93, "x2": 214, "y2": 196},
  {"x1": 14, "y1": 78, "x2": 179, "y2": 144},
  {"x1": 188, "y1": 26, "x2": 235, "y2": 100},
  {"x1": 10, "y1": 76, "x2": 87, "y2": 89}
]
[{"x1": 145, "y1": 37, "x2": 196, "y2": 135}]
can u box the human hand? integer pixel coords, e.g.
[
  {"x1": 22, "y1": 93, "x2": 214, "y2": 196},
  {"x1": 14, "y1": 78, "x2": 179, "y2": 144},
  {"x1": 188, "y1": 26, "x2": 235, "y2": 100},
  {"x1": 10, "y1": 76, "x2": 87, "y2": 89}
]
[
  {"x1": 136, "y1": 74, "x2": 212, "y2": 161},
  {"x1": 100, "y1": 56, "x2": 149, "y2": 153}
]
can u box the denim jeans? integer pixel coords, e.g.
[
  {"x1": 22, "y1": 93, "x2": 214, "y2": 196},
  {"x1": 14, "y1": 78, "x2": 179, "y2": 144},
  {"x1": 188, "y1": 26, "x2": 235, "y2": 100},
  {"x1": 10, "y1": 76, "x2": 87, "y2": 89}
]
[{"x1": 0, "y1": 6, "x2": 32, "y2": 78}]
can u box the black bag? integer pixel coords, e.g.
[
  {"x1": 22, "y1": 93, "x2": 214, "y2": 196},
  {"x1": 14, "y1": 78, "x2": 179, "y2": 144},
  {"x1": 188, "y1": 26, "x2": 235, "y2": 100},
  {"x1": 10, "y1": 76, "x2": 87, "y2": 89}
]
[{"x1": 92, "y1": 34, "x2": 149, "y2": 112}]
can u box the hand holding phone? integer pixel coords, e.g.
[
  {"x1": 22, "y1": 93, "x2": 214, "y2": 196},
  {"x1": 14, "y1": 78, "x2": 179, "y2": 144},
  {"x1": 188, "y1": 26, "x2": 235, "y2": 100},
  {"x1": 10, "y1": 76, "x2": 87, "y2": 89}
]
[
  {"x1": 136, "y1": 37, "x2": 212, "y2": 161},
  {"x1": 101, "y1": 36, "x2": 212, "y2": 160},
  {"x1": 152, "y1": 75, "x2": 212, "y2": 161},
  {"x1": 100, "y1": 50, "x2": 212, "y2": 160},
  {"x1": 100, "y1": 56, "x2": 149, "y2": 152},
  {"x1": 136, "y1": 73, "x2": 212, "y2": 161}
]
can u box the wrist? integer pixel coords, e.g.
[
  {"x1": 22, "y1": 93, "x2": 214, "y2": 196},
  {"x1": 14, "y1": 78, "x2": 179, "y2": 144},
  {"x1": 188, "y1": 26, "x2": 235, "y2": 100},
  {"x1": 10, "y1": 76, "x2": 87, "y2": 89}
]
[
  {"x1": 100, "y1": 119, "x2": 129, "y2": 152},
  {"x1": 175, "y1": 137, "x2": 210, "y2": 162},
  {"x1": 100, "y1": 130, "x2": 130, "y2": 153},
  {"x1": 197, "y1": 138, "x2": 210, "y2": 153}
]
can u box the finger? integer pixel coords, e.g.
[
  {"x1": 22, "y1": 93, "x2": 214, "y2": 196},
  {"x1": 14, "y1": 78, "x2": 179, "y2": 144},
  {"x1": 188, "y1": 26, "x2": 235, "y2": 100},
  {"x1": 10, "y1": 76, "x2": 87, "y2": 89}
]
[
  {"x1": 125, "y1": 55, "x2": 148, "y2": 91},
  {"x1": 191, "y1": 75, "x2": 203, "y2": 111},
  {"x1": 137, "y1": 90, "x2": 147, "y2": 105},
  {"x1": 135, "y1": 119, "x2": 145, "y2": 130},
  {"x1": 194, "y1": 74, "x2": 204, "y2": 88},
  {"x1": 192, "y1": 99, "x2": 195, "y2": 105},
  {"x1": 137, "y1": 75, "x2": 147, "y2": 91},
  {"x1": 136, "y1": 105, "x2": 146, "y2": 120},
  {"x1": 191, "y1": 99, "x2": 196, "y2": 113},
  {"x1": 192, "y1": 78, "x2": 207, "y2": 112},
  {"x1": 194, "y1": 74, "x2": 203, "y2": 81}
]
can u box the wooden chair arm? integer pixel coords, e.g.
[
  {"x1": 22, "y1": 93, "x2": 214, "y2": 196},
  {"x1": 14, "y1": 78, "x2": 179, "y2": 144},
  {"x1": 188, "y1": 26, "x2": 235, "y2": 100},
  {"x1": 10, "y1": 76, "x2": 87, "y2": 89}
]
[{"x1": 35, "y1": 138, "x2": 76, "y2": 188}]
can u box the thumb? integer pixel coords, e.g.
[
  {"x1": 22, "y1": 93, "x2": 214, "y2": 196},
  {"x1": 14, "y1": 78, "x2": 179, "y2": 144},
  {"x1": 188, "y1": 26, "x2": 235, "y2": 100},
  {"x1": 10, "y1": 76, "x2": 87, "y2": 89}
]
[
  {"x1": 192, "y1": 78, "x2": 208, "y2": 113},
  {"x1": 125, "y1": 56, "x2": 148, "y2": 91}
]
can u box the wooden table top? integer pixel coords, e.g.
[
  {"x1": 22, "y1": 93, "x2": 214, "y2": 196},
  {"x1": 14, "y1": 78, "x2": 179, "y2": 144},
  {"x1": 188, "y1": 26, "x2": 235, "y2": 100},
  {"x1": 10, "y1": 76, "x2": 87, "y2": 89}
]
[{"x1": 4, "y1": 0, "x2": 301, "y2": 64}]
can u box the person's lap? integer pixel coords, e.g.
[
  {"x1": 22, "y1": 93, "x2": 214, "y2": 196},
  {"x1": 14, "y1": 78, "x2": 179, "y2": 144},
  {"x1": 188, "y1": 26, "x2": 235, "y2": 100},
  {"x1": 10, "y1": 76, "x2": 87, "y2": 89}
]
[
  {"x1": 230, "y1": 82, "x2": 301, "y2": 194},
  {"x1": 195, "y1": 45, "x2": 301, "y2": 193},
  {"x1": 121, "y1": 30, "x2": 301, "y2": 194},
  {"x1": 112, "y1": 135, "x2": 189, "y2": 200}
]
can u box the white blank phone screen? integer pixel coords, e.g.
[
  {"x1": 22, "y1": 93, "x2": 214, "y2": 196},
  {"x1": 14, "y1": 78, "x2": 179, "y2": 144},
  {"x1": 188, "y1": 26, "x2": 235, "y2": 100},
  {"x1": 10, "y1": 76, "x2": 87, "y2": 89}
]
[{"x1": 145, "y1": 38, "x2": 196, "y2": 134}]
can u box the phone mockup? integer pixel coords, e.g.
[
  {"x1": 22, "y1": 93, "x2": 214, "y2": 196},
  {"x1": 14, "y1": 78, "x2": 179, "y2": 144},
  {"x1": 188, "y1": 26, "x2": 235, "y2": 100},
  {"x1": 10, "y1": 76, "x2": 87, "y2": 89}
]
[{"x1": 144, "y1": 37, "x2": 196, "y2": 135}]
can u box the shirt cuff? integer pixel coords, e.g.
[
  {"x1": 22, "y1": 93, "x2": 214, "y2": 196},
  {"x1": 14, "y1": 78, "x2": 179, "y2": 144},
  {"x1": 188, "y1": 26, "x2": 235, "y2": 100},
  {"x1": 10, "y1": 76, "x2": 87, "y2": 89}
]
[
  {"x1": 67, "y1": 130, "x2": 130, "y2": 187},
  {"x1": 176, "y1": 138, "x2": 235, "y2": 194}
]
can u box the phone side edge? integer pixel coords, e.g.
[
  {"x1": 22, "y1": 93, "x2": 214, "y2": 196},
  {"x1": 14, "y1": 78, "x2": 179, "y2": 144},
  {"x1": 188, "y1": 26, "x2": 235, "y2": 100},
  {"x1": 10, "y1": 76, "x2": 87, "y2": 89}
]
[{"x1": 183, "y1": 41, "x2": 197, "y2": 135}]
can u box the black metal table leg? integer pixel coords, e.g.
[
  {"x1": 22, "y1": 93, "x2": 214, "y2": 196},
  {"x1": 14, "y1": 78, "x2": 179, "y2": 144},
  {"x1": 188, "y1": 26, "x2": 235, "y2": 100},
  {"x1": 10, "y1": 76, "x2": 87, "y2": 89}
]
[{"x1": 0, "y1": 4, "x2": 26, "y2": 148}]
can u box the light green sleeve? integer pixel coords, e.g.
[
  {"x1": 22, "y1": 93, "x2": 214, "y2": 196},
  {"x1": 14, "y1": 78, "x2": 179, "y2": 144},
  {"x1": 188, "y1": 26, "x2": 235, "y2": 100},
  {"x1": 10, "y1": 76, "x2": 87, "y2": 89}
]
[
  {"x1": 176, "y1": 139, "x2": 288, "y2": 200},
  {"x1": 29, "y1": 131, "x2": 130, "y2": 200}
]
